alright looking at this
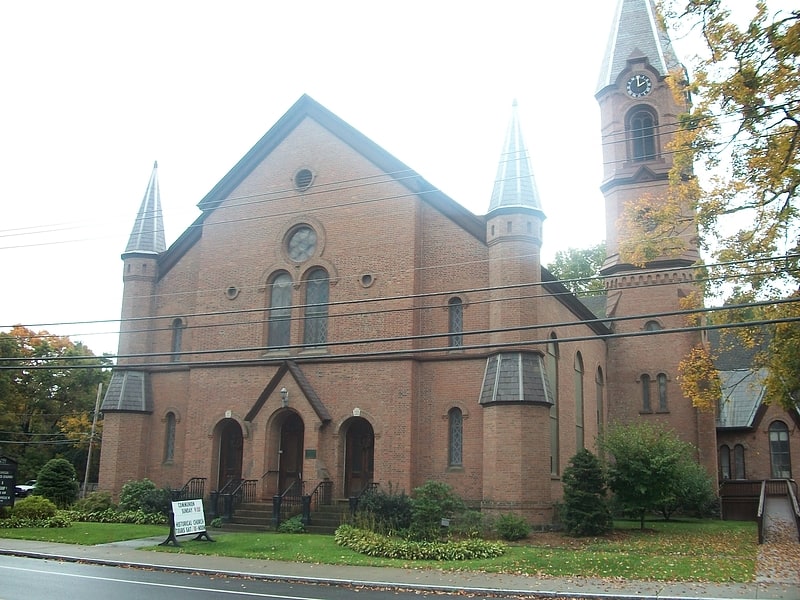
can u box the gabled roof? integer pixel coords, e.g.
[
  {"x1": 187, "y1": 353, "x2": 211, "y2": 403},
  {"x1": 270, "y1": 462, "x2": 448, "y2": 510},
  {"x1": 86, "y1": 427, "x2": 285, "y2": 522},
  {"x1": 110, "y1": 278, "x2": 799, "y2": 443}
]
[
  {"x1": 717, "y1": 369, "x2": 767, "y2": 429},
  {"x1": 159, "y1": 95, "x2": 485, "y2": 276},
  {"x1": 125, "y1": 161, "x2": 166, "y2": 255},
  {"x1": 488, "y1": 100, "x2": 543, "y2": 215},
  {"x1": 597, "y1": 0, "x2": 682, "y2": 93},
  {"x1": 245, "y1": 360, "x2": 331, "y2": 423}
]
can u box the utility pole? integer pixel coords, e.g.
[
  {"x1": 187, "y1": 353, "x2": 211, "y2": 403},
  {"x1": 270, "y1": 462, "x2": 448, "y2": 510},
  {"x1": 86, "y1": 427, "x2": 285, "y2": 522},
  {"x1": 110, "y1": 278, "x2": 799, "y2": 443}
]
[{"x1": 82, "y1": 382, "x2": 102, "y2": 498}]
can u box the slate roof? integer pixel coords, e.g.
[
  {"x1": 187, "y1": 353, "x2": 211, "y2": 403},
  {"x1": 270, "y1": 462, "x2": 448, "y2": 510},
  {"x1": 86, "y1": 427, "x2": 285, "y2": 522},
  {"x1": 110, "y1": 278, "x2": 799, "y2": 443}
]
[
  {"x1": 101, "y1": 370, "x2": 153, "y2": 413},
  {"x1": 717, "y1": 369, "x2": 766, "y2": 429},
  {"x1": 488, "y1": 100, "x2": 543, "y2": 215},
  {"x1": 125, "y1": 161, "x2": 166, "y2": 255},
  {"x1": 479, "y1": 352, "x2": 552, "y2": 405},
  {"x1": 597, "y1": 0, "x2": 682, "y2": 92}
]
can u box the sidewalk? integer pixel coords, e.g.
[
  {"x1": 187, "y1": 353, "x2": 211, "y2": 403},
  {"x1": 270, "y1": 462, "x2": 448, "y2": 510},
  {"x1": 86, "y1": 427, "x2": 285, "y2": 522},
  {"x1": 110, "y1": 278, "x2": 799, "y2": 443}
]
[{"x1": 0, "y1": 535, "x2": 798, "y2": 600}]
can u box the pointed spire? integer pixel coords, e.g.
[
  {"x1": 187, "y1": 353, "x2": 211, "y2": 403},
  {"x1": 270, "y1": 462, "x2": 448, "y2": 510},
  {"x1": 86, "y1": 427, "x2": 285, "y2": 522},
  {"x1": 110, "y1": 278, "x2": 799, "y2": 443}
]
[
  {"x1": 487, "y1": 100, "x2": 543, "y2": 214},
  {"x1": 597, "y1": 0, "x2": 681, "y2": 92},
  {"x1": 125, "y1": 161, "x2": 166, "y2": 254}
]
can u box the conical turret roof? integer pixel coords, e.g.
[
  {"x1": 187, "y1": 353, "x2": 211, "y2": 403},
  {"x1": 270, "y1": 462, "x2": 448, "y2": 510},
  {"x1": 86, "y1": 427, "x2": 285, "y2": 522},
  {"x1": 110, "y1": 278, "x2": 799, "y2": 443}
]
[
  {"x1": 125, "y1": 161, "x2": 166, "y2": 254},
  {"x1": 597, "y1": 0, "x2": 681, "y2": 92},
  {"x1": 487, "y1": 100, "x2": 543, "y2": 214}
]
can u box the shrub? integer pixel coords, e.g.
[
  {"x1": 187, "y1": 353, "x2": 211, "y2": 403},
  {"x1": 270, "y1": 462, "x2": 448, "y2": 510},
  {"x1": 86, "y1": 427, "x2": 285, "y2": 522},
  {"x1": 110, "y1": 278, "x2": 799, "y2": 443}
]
[
  {"x1": 655, "y1": 459, "x2": 717, "y2": 520},
  {"x1": 357, "y1": 484, "x2": 412, "y2": 534},
  {"x1": 334, "y1": 524, "x2": 505, "y2": 560},
  {"x1": 277, "y1": 514, "x2": 306, "y2": 533},
  {"x1": 494, "y1": 513, "x2": 531, "y2": 541},
  {"x1": 449, "y1": 509, "x2": 488, "y2": 539},
  {"x1": 11, "y1": 495, "x2": 58, "y2": 520},
  {"x1": 561, "y1": 448, "x2": 612, "y2": 536},
  {"x1": 63, "y1": 507, "x2": 167, "y2": 525},
  {"x1": 119, "y1": 479, "x2": 171, "y2": 515},
  {"x1": 34, "y1": 458, "x2": 79, "y2": 508},
  {"x1": 408, "y1": 481, "x2": 466, "y2": 541},
  {"x1": 72, "y1": 491, "x2": 115, "y2": 514}
]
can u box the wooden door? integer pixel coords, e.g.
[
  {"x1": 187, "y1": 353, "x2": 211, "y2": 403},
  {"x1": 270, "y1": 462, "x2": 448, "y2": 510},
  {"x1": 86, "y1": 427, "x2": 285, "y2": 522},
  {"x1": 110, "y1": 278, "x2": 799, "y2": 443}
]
[
  {"x1": 218, "y1": 419, "x2": 243, "y2": 489},
  {"x1": 278, "y1": 413, "x2": 304, "y2": 493},
  {"x1": 344, "y1": 418, "x2": 374, "y2": 497}
]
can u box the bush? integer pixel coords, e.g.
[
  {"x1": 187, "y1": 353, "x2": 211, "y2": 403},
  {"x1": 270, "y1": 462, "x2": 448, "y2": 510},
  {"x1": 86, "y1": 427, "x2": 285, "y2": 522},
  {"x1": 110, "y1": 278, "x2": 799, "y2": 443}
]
[
  {"x1": 357, "y1": 484, "x2": 412, "y2": 534},
  {"x1": 334, "y1": 524, "x2": 506, "y2": 560},
  {"x1": 72, "y1": 491, "x2": 115, "y2": 514},
  {"x1": 656, "y1": 460, "x2": 717, "y2": 520},
  {"x1": 34, "y1": 458, "x2": 79, "y2": 508},
  {"x1": 277, "y1": 514, "x2": 306, "y2": 533},
  {"x1": 11, "y1": 495, "x2": 57, "y2": 520},
  {"x1": 408, "y1": 481, "x2": 466, "y2": 541},
  {"x1": 63, "y1": 507, "x2": 167, "y2": 525},
  {"x1": 119, "y1": 479, "x2": 171, "y2": 515},
  {"x1": 561, "y1": 449, "x2": 612, "y2": 536},
  {"x1": 494, "y1": 513, "x2": 531, "y2": 541}
]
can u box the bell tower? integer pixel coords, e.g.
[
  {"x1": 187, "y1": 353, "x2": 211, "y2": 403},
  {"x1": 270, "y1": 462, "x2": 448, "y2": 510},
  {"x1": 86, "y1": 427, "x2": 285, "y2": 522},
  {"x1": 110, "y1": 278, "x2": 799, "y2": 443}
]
[{"x1": 596, "y1": 0, "x2": 716, "y2": 475}]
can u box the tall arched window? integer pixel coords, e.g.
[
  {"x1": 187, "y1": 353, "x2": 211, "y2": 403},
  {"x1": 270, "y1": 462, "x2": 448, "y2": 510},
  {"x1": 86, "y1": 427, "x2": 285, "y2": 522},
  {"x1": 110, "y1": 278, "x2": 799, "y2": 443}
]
[
  {"x1": 768, "y1": 421, "x2": 792, "y2": 478},
  {"x1": 628, "y1": 107, "x2": 657, "y2": 161},
  {"x1": 547, "y1": 335, "x2": 559, "y2": 475},
  {"x1": 164, "y1": 412, "x2": 176, "y2": 462},
  {"x1": 595, "y1": 367, "x2": 605, "y2": 435},
  {"x1": 448, "y1": 297, "x2": 463, "y2": 348},
  {"x1": 268, "y1": 271, "x2": 292, "y2": 349},
  {"x1": 574, "y1": 352, "x2": 585, "y2": 451},
  {"x1": 719, "y1": 445, "x2": 731, "y2": 480},
  {"x1": 170, "y1": 318, "x2": 185, "y2": 362},
  {"x1": 448, "y1": 407, "x2": 463, "y2": 467},
  {"x1": 303, "y1": 268, "x2": 329, "y2": 346},
  {"x1": 641, "y1": 374, "x2": 652, "y2": 412},
  {"x1": 734, "y1": 444, "x2": 746, "y2": 479},
  {"x1": 657, "y1": 373, "x2": 668, "y2": 411}
]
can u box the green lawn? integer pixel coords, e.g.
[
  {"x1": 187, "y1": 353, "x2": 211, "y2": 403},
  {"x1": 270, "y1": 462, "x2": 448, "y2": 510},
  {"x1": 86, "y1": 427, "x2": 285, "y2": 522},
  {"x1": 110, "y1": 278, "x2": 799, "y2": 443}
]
[{"x1": 0, "y1": 519, "x2": 758, "y2": 583}]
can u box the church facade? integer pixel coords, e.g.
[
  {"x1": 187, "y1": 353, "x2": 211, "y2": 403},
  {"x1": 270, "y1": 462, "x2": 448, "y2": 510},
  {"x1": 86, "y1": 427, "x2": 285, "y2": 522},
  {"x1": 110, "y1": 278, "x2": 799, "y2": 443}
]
[{"x1": 98, "y1": 0, "x2": 798, "y2": 524}]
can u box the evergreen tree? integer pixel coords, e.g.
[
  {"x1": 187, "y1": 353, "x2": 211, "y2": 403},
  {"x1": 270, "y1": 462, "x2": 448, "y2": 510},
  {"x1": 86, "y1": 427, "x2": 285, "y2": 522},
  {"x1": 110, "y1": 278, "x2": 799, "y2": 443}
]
[{"x1": 561, "y1": 448, "x2": 612, "y2": 537}]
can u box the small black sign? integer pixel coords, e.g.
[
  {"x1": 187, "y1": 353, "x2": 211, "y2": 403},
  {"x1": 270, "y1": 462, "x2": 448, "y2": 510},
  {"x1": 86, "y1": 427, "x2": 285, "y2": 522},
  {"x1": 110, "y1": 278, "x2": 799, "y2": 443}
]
[{"x1": 0, "y1": 456, "x2": 18, "y2": 508}]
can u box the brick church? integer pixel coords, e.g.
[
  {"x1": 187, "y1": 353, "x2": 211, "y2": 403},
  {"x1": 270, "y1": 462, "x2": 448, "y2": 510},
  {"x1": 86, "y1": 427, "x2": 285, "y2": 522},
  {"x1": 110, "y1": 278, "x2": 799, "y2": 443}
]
[{"x1": 99, "y1": 0, "x2": 798, "y2": 524}]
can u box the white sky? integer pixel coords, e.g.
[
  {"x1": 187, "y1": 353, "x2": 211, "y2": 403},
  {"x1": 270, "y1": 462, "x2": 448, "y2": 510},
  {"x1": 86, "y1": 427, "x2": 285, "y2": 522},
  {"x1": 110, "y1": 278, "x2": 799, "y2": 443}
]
[{"x1": 0, "y1": 0, "x2": 671, "y2": 356}]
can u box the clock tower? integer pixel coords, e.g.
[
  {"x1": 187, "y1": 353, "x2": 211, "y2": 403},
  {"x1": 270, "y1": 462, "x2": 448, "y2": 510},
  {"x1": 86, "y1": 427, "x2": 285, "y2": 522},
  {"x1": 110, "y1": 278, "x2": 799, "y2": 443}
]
[{"x1": 596, "y1": 0, "x2": 716, "y2": 476}]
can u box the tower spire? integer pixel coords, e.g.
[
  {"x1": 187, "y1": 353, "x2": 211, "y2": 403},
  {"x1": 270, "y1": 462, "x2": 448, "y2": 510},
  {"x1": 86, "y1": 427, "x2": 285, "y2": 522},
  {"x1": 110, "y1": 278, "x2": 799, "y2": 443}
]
[
  {"x1": 125, "y1": 161, "x2": 166, "y2": 254},
  {"x1": 597, "y1": 0, "x2": 681, "y2": 93},
  {"x1": 487, "y1": 100, "x2": 543, "y2": 215}
]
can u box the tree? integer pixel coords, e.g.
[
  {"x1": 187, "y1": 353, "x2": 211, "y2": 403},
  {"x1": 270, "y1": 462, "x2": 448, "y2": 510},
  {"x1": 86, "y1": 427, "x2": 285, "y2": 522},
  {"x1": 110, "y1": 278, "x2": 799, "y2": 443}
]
[
  {"x1": 561, "y1": 449, "x2": 612, "y2": 537},
  {"x1": 0, "y1": 326, "x2": 111, "y2": 481},
  {"x1": 546, "y1": 243, "x2": 606, "y2": 295},
  {"x1": 35, "y1": 457, "x2": 79, "y2": 508},
  {"x1": 628, "y1": 2, "x2": 800, "y2": 409},
  {"x1": 600, "y1": 422, "x2": 704, "y2": 528}
]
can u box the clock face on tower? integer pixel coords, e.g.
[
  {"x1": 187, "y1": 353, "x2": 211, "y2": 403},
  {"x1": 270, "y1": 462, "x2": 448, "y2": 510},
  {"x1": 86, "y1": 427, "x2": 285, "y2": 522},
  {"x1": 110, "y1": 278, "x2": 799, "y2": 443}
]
[{"x1": 626, "y1": 73, "x2": 652, "y2": 98}]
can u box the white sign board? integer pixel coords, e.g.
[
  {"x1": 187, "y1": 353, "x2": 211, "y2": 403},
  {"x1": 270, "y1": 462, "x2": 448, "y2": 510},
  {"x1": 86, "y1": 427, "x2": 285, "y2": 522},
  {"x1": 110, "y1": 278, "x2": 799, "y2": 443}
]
[{"x1": 171, "y1": 499, "x2": 206, "y2": 536}]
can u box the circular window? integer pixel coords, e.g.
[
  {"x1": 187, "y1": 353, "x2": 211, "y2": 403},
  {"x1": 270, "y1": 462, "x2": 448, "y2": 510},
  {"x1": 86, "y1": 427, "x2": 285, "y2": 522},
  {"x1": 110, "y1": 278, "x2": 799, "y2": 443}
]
[
  {"x1": 287, "y1": 225, "x2": 317, "y2": 262},
  {"x1": 360, "y1": 273, "x2": 375, "y2": 288},
  {"x1": 225, "y1": 286, "x2": 239, "y2": 300},
  {"x1": 294, "y1": 168, "x2": 314, "y2": 191}
]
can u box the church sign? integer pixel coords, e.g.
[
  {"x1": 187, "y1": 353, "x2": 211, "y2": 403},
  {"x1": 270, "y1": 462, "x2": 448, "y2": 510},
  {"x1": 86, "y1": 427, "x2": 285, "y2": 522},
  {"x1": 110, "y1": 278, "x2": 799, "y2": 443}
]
[
  {"x1": 0, "y1": 456, "x2": 18, "y2": 508},
  {"x1": 172, "y1": 499, "x2": 206, "y2": 535}
]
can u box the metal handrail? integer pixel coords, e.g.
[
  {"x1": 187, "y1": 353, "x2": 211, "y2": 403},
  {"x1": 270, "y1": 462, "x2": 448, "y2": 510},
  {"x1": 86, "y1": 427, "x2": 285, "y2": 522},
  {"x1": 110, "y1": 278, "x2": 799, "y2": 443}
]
[
  {"x1": 756, "y1": 480, "x2": 767, "y2": 544},
  {"x1": 308, "y1": 480, "x2": 333, "y2": 509},
  {"x1": 177, "y1": 477, "x2": 206, "y2": 500},
  {"x1": 784, "y1": 480, "x2": 800, "y2": 543}
]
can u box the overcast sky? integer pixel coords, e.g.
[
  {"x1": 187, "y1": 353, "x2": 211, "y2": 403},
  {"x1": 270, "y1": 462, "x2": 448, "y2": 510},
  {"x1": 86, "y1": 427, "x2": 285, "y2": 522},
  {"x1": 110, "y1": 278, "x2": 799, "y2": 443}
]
[{"x1": 1, "y1": 0, "x2": 682, "y2": 356}]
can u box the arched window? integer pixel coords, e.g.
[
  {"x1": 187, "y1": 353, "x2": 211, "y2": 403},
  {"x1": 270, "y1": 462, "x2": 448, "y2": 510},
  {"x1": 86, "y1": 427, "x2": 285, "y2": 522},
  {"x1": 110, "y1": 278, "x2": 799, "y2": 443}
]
[
  {"x1": 644, "y1": 320, "x2": 662, "y2": 331},
  {"x1": 448, "y1": 297, "x2": 463, "y2": 348},
  {"x1": 547, "y1": 335, "x2": 559, "y2": 475},
  {"x1": 448, "y1": 408, "x2": 463, "y2": 467},
  {"x1": 768, "y1": 421, "x2": 792, "y2": 478},
  {"x1": 657, "y1": 373, "x2": 668, "y2": 412},
  {"x1": 164, "y1": 412, "x2": 176, "y2": 462},
  {"x1": 170, "y1": 318, "x2": 184, "y2": 362},
  {"x1": 628, "y1": 107, "x2": 657, "y2": 161},
  {"x1": 596, "y1": 367, "x2": 605, "y2": 435},
  {"x1": 641, "y1": 374, "x2": 652, "y2": 412},
  {"x1": 719, "y1": 445, "x2": 731, "y2": 480},
  {"x1": 268, "y1": 271, "x2": 292, "y2": 349},
  {"x1": 303, "y1": 268, "x2": 329, "y2": 346},
  {"x1": 574, "y1": 352, "x2": 585, "y2": 451},
  {"x1": 734, "y1": 444, "x2": 746, "y2": 479}
]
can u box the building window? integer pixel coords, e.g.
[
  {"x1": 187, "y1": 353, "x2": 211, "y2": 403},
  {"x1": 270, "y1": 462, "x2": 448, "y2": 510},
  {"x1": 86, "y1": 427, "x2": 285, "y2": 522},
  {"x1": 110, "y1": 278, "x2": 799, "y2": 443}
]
[
  {"x1": 734, "y1": 444, "x2": 746, "y2": 479},
  {"x1": 164, "y1": 412, "x2": 176, "y2": 462},
  {"x1": 170, "y1": 318, "x2": 184, "y2": 362},
  {"x1": 641, "y1": 374, "x2": 652, "y2": 412},
  {"x1": 768, "y1": 421, "x2": 792, "y2": 479},
  {"x1": 574, "y1": 352, "x2": 584, "y2": 451},
  {"x1": 628, "y1": 107, "x2": 657, "y2": 161},
  {"x1": 719, "y1": 445, "x2": 731, "y2": 480},
  {"x1": 657, "y1": 373, "x2": 668, "y2": 411},
  {"x1": 303, "y1": 268, "x2": 329, "y2": 346},
  {"x1": 268, "y1": 271, "x2": 292, "y2": 349},
  {"x1": 644, "y1": 320, "x2": 662, "y2": 331},
  {"x1": 596, "y1": 367, "x2": 605, "y2": 436},
  {"x1": 448, "y1": 297, "x2": 463, "y2": 348},
  {"x1": 448, "y1": 408, "x2": 463, "y2": 467},
  {"x1": 547, "y1": 335, "x2": 559, "y2": 475}
]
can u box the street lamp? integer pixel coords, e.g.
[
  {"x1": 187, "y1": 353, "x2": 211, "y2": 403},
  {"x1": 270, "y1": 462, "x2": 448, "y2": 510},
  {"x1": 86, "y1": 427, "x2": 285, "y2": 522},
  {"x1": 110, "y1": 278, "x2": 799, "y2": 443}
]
[{"x1": 280, "y1": 387, "x2": 289, "y2": 407}]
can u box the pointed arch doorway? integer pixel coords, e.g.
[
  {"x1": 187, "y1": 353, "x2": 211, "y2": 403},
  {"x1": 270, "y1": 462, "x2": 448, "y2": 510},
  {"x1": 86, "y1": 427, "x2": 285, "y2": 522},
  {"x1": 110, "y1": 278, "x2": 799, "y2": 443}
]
[
  {"x1": 217, "y1": 419, "x2": 243, "y2": 489},
  {"x1": 278, "y1": 412, "x2": 305, "y2": 493},
  {"x1": 344, "y1": 417, "x2": 374, "y2": 497}
]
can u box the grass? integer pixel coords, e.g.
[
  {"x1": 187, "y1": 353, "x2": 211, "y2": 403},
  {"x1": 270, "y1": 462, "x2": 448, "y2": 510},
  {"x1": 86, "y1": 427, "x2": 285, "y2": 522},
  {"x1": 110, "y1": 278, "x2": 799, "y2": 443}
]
[{"x1": 0, "y1": 519, "x2": 758, "y2": 583}]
